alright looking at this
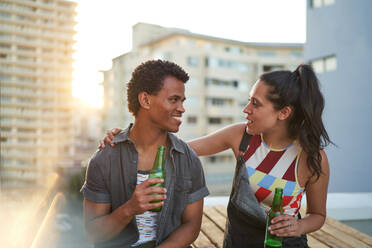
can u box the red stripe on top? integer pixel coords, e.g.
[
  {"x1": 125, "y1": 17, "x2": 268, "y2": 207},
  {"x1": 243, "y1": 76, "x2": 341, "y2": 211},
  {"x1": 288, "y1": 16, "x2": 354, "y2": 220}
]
[
  {"x1": 243, "y1": 135, "x2": 262, "y2": 161},
  {"x1": 290, "y1": 192, "x2": 303, "y2": 211},
  {"x1": 282, "y1": 157, "x2": 297, "y2": 181},
  {"x1": 283, "y1": 195, "x2": 294, "y2": 207},
  {"x1": 255, "y1": 187, "x2": 272, "y2": 203},
  {"x1": 256, "y1": 150, "x2": 286, "y2": 174}
]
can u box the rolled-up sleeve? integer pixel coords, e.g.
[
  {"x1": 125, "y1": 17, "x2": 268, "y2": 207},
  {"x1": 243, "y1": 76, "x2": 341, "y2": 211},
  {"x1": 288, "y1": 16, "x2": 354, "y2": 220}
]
[
  {"x1": 80, "y1": 152, "x2": 111, "y2": 203},
  {"x1": 187, "y1": 151, "x2": 209, "y2": 204}
]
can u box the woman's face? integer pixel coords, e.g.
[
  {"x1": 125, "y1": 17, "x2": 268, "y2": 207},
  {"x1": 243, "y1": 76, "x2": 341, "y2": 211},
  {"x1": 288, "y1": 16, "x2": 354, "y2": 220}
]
[{"x1": 243, "y1": 80, "x2": 281, "y2": 135}]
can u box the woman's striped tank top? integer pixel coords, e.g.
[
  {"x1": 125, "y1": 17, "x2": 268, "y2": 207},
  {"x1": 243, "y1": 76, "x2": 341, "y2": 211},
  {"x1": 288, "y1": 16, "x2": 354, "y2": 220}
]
[{"x1": 244, "y1": 134, "x2": 304, "y2": 216}]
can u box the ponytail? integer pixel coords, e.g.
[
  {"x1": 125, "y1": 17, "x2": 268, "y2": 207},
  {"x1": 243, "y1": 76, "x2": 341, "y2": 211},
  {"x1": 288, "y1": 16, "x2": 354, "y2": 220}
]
[
  {"x1": 296, "y1": 64, "x2": 331, "y2": 181},
  {"x1": 260, "y1": 64, "x2": 332, "y2": 181}
]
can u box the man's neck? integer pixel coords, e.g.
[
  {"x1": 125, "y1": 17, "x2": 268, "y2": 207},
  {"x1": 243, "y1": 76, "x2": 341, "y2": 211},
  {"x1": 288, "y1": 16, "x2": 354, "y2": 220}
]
[{"x1": 129, "y1": 119, "x2": 168, "y2": 151}]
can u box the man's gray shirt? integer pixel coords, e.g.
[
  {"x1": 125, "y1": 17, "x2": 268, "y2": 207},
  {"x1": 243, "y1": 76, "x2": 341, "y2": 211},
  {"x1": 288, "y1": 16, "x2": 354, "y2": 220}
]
[{"x1": 81, "y1": 125, "x2": 209, "y2": 247}]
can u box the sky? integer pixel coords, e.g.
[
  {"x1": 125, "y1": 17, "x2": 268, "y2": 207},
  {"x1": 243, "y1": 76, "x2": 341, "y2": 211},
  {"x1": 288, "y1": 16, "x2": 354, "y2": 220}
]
[{"x1": 72, "y1": 0, "x2": 306, "y2": 107}]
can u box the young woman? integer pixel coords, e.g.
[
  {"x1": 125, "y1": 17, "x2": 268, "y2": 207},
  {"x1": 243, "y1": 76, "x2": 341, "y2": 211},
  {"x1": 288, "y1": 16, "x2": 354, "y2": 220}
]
[{"x1": 101, "y1": 64, "x2": 331, "y2": 247}]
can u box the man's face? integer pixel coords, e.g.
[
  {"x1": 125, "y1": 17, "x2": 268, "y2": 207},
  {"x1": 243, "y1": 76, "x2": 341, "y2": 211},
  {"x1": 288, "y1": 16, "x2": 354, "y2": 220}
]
[{"x1": 147, "y1": 76, "x2": 186, "y2": 133}]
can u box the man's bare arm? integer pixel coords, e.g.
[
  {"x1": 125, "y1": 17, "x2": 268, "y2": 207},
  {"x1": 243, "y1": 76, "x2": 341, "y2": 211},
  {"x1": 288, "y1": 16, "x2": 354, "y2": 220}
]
[
  {"x1": 157, "y1": 199, "x2": 204, "y2": 248},
  {"x1": 83, "y1": 178, "x2": 166, "y2": 244}
]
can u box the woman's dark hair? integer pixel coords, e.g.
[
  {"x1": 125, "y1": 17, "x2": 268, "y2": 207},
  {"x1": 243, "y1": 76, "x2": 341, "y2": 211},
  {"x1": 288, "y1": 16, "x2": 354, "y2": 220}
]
[
  {"x1": 127, "y1": 60, "x2": 189, "y2": 116},
  {"x1": 260, "y1": 64, "x2": 332, "y2": 182}
]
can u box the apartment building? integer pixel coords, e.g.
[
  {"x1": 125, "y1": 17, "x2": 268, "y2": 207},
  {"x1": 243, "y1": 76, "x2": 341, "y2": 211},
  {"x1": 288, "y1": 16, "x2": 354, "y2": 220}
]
[
  {"x1": 0, "y1": 0, "x2": 77, "y2": 189},
  {"x1": 306, "y1": 0, "x2": 372, "y2": 192},
  {"x1": 102, "y1": 23, "x2": 303, "y2": 194}
]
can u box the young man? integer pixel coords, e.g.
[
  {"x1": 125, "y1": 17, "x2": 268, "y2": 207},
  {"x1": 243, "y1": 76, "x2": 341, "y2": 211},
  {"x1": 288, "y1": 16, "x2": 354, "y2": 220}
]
[{"x1": 81, "y1": 60, "x2": 209, "y2": 248}]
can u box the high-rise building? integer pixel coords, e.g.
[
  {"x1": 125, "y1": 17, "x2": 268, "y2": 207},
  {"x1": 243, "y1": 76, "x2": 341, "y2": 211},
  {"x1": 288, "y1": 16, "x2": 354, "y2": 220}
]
[
  {"x1": 102, "y1": 23, "x2": 303, "y2": 194},
  {"x1": 0, "y1": 0, "x2": 77, "y2": 189},
  {"x1": 305, "y1": 0, "x2": 372, "y2": 192}
]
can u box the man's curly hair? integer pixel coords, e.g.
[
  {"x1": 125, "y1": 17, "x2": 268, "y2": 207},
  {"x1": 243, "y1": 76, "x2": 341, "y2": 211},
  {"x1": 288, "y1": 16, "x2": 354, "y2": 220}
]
[{"x1": 127, "y1": 60, "x2": 189, "y2": 116}]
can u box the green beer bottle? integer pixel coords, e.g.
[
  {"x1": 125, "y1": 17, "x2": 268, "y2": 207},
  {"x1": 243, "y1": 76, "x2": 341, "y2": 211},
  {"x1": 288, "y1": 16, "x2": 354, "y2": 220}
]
[
  {"x1": 149, "y1": 145, "x2": 166, "y2": 212},
  {"x1": 264, "y1": 187, "x2": 283, "y2": 248}
]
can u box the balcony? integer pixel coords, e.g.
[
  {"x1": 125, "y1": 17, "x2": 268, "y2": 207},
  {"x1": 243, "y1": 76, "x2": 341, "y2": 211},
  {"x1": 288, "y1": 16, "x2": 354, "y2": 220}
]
[
  {"x1": 0, "y1": 67, "x2": 73, "y2": 80},
  {"x1": 0, "y1": 15, "x2": 76, "y2": 34},
  {"x1": 0, "y1": 87, "x2": 61, "y2": 99},
  {"x1": 206, "y1": 105, "x2": 239, "y2": 118},
  {"x1": 205, "y1": 86, "x2": 240, "y2": 98},
  {"x1": 0, "y1": 2, "x2": 76, "y2": 25},
  {"x1": 0, "y1": 108, "x2": 72, "y2": 119},
  {"x1": 0, "y1": 47, "x2": 74, "y2": 61},
  {"x1": 0, "y1": 130, "x2": 74, "y2": 139},
  {"x1": 1, "y1": 170, "x2": 40, "y2": 183},
  {"x1": 0, "y1": 58, "x2": 72, "y2": 70},
  {"x1": 2, "y1": 81, "x2": 72, "y2": 91},
  {"x1": 0, "y1": 24, "x2": 75, "y2": 42},
  {"x1": 0, "y1": 150, "x2": 37, "y2": 160},
  {"x1": 3, "y1": 0, "x2": 77, "y2": 15},
  {"x1": 0, "y1": 119, "x2": 72, "y2": 129},
  {"x1": 0, "y1": 36, "x2": 74, "y2": 53},
  {"x1": 0, "y1": 100, "x2": 73, "y2": 110},
  {"x1": 1, "y1": 164, "x2": 38, "y2": 172}
]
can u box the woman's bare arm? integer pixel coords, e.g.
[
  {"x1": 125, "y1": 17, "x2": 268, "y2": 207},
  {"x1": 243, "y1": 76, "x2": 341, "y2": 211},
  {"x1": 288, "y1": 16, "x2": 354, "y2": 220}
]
[
  {"x1": 187, "y1": 123, "x2": 246, "y2": 157},
  {"x1": 99, "y1": 123, "x2": 247, "y2": 158},
  {"x1": 270, "y1": 150, "x2": 330, "y2": 237}
]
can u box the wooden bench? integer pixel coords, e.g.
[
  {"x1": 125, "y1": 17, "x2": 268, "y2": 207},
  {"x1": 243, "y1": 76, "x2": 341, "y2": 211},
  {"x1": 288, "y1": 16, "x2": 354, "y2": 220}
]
[{"x1": 192, "y1": 205, "x2": 372, "y2": 248}]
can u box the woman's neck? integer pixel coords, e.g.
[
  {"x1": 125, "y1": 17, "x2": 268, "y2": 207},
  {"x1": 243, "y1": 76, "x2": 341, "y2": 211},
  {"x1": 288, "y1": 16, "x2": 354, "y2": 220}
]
[{"x1": 261, "y1": 127, "x2": 293, "y2": 150}]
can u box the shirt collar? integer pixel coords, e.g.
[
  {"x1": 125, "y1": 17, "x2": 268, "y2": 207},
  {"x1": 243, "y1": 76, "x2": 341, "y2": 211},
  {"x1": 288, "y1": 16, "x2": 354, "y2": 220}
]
[{"x1": 112, "y1": 123, "x2": 185, "y2": 154}]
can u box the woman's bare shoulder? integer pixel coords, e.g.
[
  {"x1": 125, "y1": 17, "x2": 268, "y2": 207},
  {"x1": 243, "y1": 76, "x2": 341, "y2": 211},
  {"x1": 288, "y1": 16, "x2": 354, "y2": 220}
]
[{"x1": 298, "y1": 149, "x2": 330, "y2": 187}]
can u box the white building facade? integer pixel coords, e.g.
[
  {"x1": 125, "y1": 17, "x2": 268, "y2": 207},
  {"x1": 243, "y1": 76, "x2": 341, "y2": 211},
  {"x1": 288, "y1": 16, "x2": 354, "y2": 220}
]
[{"x1": 0, "y1": 0, "x2": 77, "y2": 189}]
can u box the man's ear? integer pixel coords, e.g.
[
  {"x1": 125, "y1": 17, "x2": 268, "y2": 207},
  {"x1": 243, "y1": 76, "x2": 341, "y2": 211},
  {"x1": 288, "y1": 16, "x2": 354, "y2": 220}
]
[
  {"x1": 278, "y1": 106, "x2": 292, "y2": 121},
  {"x1": 138, "y1": 92, "x2": 150, "y2": 110}
]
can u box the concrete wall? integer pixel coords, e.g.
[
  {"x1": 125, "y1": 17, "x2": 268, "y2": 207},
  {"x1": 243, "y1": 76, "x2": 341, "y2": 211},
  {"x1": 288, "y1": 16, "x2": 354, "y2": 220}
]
[{"x1": 305, "y1": 0, "x2": 372, "y2": 192}]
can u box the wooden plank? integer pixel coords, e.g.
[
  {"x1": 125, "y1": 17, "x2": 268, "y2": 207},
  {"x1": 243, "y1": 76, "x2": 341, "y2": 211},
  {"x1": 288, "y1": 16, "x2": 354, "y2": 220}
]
[
  {"x1": 319, "y1": 221, "x2": 370, "y2": 248},
  {"x1": 325, "y1": 217, "x2": 372, "y2": 246},
  {"x1": 213, "y1": 205, "x2": 227, "y2": 218},
  {"x1": 203, "y1": 206, "x2": 226, "y2": 231},
  {"x1": 193, "y1": 229, "x2": 216, "y2": 248},
  {"x1": 310, "y1": 229, "x2": 351, "y2": 248},
  {"x1": 307, "y1": 234, "x2": 330, "y2": 248},
  {"x1": 200, "y1": 214, "x2": 225, "y2": 248},
  {"x1": 300, "y1": 205, "x2": 372, "y2": 247},
  {"x1": 205, "y1": 204, "x2": 372, "y2": 248}
]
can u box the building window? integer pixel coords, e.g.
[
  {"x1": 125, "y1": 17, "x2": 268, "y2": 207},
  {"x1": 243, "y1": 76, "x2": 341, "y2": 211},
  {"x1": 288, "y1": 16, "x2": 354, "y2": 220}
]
[
  {"x1": 325, "y1": 56, "x2": 337, "y2": 71},
  {"x1": 258, "y1": 51, "x2": 277, "y2": 57},
  {"x1": 186, "y1": 77, "x2": 199, "y2": 88},
  {"x1": 310, "y1": 55, "x2": 337, "y2": 73},
  {"x1": 153, "y1": 52, "x2": 172, "y2": 61},
  {"x1": 0, "y1": 12, "x2": 11, "y2": 19},
  {"x1": 207, "y1": 98, "x2": 226, "y2": 106},
  {"x1": 187, "y1": 116, "x2": 197, "y2": 124},
  {"x1": 238, "y1": 81, "x2": 250, "y2": 91},
  {"x1": 263, "y1": 65, "x2": 284, "y2": 72},
  {"x1": 290, "y1": 51, "x2": 303, "y2": 59},
  {"x1": 208, "y1": 117, "x2": 222, "y2": 124},
  {"x1": 205, "y1": 78, "x2": 239, "y2": 89},
  {"x1": 312, "y1": 0, "x2": 335, "y2": 8},
  {"x1": 311, "y1": 59, "x2": 324, "y2": 73},
  {"x1": 187, "y1": 56, "x2": 199, "y2": 67},
  {"x1": 224, "y1": 46, "x2": 243, "y2": 54},
  {"x1": 205, "y1": 57, "x2": 249, "y2": 72},
  {"x1": 184, "y1": 96, "x2": 199, "y2": 107}
]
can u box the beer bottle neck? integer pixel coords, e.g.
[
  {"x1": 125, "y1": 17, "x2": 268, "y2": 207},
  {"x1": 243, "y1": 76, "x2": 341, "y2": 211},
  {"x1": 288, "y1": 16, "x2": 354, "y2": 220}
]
[
  {"x1": 272, "y1": 192, "x2": 282, "y2": 211},
  {"x1": 151, "y1": 146, "x2": 165, "y2": 171}
]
